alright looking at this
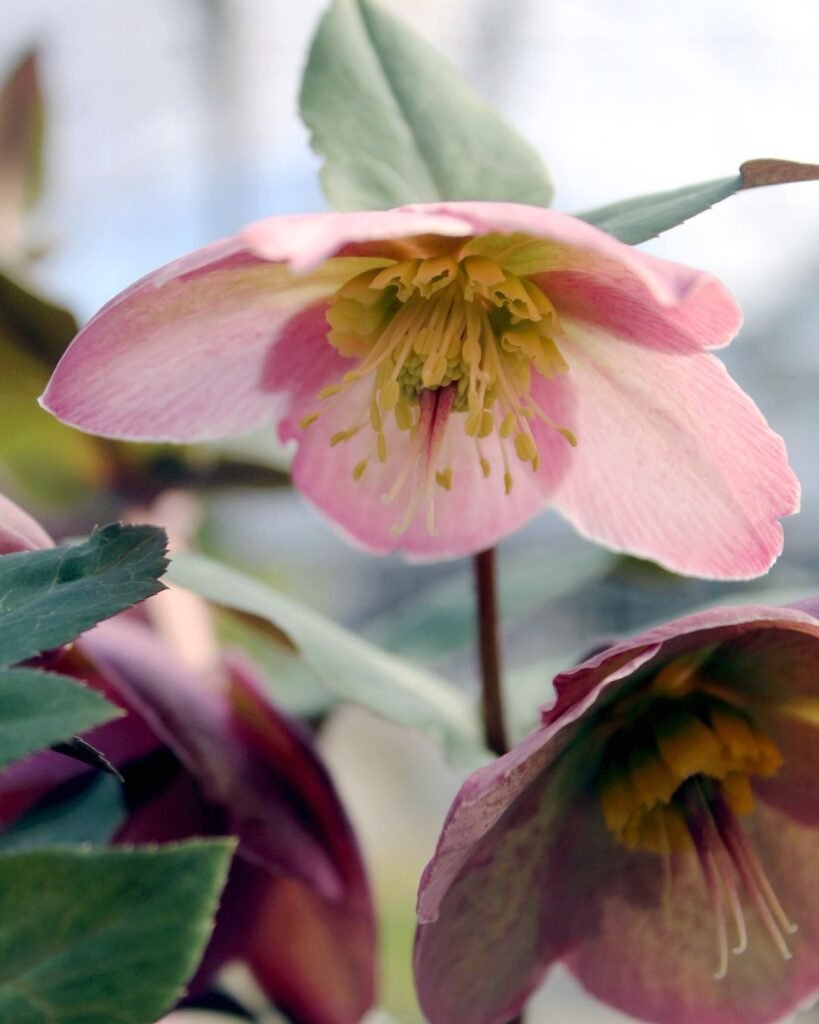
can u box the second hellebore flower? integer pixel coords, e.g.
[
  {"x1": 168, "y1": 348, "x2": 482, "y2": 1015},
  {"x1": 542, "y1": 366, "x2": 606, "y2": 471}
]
[
  {"x1": 42, "y1": 203, "x2": 797, "y2": 576},
  {"x1": 0, "y1": 617, "x2": 377, "y2": 1024},
  {"x1": 415, "y1": 602, "x2": 819, "y2": 1024}
]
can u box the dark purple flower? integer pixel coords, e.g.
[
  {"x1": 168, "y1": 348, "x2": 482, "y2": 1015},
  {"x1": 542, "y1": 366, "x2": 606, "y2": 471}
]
[{"x1": 0, "y1": 617, "x2": 377, "y2": 1024}]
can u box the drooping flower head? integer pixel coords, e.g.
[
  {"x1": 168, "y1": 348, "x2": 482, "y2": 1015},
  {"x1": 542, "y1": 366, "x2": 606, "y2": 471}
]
[
  {"x1": 42, "y1": 203, "x2": 797, "y2": 577},
  {"x1": 415, "y1": 601, "x2": 819, "y2": 1024},
  {"x1": 0, "y1": 618, "x2": 377, "y2": 1024}
]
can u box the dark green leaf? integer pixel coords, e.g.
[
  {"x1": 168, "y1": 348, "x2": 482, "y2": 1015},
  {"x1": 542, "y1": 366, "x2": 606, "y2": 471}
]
[
  {"x1": 578, "y1": 158, "x2": 819, "y2": 244},
  {"x1": 0, "y1": 774, "x2": 125, "y2": 852},
  {"x1": 0, "y1": 667, "x2": 119, "y2": 770},
  {"x1": 0, "y1": 524, "x2": 168, "y2": 665},
  {"x1": 169, "y1": 553, "x2": 487, "y2": 768},
  {"x1": 301, "y1": 0, "x2": 553, "y2": 210},
  {"x1": 0, "y1": 841, "x2": 234, "y2": 1024}
]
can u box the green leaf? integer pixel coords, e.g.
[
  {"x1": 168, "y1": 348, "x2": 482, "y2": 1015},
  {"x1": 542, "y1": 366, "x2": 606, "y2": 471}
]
[
  {"x1": 168, "y1": 553, "x2": 487, "y2": 768},
  {"x1": 0, "y1": 524, "x2": 168, "y2": 666},
  {"x1": 0, "y1": 666, "x2": 119, "y2": 770},
  {"x1": 0, "y1": 774, "x2": 125, "y2": 852},
  {"x1": 368, "y1": 545, "x2": 613, "y2": 660},
  {"x1": 300, "y1": 0, "x2": 553, "y2": 210},
  {"x1": 0, "y1": 841, "x2": 234, "y2": 1024},
  {"x1": 578, "y1": 158, "x2": 819, "y2": 244}
]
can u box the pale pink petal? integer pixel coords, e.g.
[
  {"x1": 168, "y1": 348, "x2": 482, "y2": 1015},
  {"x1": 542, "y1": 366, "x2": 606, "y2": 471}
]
[
  {"x1": 540, "y1": 318, "x2": 799, "y2": 579},
  {"x1": 567, "y1": 799, "x2": 819, "y2": 1024},
  {"x1": 241, "y1": 203, "x2": 737, "y2": 323},
  {"x1": 0, "y1": 493, "x2": 53, "y2": 553},
  {"x1": 40, "y1": 256, "x2": 382, "y2": 442}
]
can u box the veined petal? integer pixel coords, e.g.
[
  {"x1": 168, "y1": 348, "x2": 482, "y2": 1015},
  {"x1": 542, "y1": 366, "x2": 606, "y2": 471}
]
[
  {"x1": 542, "y1": 319, "x2": 799, "y2": 580},
  {"x1": 415, "y1": 751, "x2": 594, "y2": 1024},
  {"x1": 40, "y1": 255, "x2": 387, "y2": 442},
  {"x1": 566, "y1": 799, "x2": 819, "y2": 1024}
]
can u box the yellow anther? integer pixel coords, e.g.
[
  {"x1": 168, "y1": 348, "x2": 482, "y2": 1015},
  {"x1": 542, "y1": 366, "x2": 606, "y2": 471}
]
[
  {"x1": 422, "y1": 353, "x2": 448, "y2": 388},
  {"x1": 299, "y1": 413, "x2": 319, "y2": 429},
  {"x1": 655, "y1": 711, "x2": 724, "y2": 782},
  {"x1": 514, "y1": 432, "x2": 538, "y2": 463},
  {"x1": 369, "y1": 401, "x2": 382, "y2": 432},
  {"x1": 371, "y1": 260, "x2": 420, "y2": 300},
  {"x1": 394, "y1": 400, "x2": 414, "y2": 431},
  {"x1": 330, "y1": 429, "x2": 355, "y2": 447},
  {"x1": 480, "y1": 456, "x2": 491, "y2": 478},
  {"x1": 377, "y1": 433, "x2": 388, "y2": 463},
  {"x1": 500, "y1": 413, "x2": 516, "y2": 438},
  {"x1": 504, "y1": 471, "x2": 513, "y2": 494},
  {"x1": 352, "y1": 460, "x2": 368, "y2": 481},
  {"x1": 435, "y1": 468, "x2": 453, "y2": 491},
  {"x1": 721, "y1": 772, "x2": 755, "y2": 816},
  {"x1": 478, "y1": 411, "x2": 494, "y2": 439},
  {"x1": 380, "y1": 379, "x2": 400, "y2": 410},
  {"x1": 629, "y1": 747, "x2": 679, "y2": 807},
  {"x1": 600, "y1": 773, "x2": 640, "y2": 833},
  {"x1": 652, "y1": 652, "x2": 711, "y2": 698},
  {"x1": 413, "y1": 256, "x2": 459, "y2": 296},
  {"x1": 465, "y1": 410, "x2": 483, "y2": 437},
  {"x1": 317, "y1": 384, "x2": 343, "y2": 400}
]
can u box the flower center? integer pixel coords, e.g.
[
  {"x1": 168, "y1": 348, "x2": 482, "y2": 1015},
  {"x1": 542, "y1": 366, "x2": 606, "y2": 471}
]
[
  {"x1": 299, "y1": 252, "x2": 575, "y2": 535},
  {"x1": 597, "y1": 655, "x2": 795, "y2": 979}
]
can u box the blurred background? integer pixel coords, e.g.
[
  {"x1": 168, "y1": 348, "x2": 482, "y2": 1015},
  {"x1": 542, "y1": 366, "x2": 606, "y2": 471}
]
[{"x1": 2, "y1": 1, "x2": 819, "y2": 1021}]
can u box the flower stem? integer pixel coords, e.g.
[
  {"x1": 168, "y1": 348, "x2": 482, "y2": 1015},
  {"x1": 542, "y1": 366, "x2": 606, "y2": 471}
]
[
  {"x1": 474, "y1": 549, "x2": 523, "y2": 1024},
  {"x1": 474, "y1": 547, "x2": 510, "y2": 757}
]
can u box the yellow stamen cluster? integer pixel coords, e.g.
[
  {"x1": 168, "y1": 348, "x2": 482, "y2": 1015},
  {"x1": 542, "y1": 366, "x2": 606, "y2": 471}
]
[
  {"x1": 300, "y1": 250, "x2": 574, "y2": 517},
  {"x1": 599, "y1": 667, "x2": 783, "y2": 855}
]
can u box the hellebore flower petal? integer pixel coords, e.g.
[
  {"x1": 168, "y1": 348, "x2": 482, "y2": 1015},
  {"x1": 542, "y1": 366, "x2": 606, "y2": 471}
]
[
  {"x1": 41, "y1": 202, "x2": 797, "y2": 575},
  {"x1": 415, "y1": 602, "x2": 819, "y2": 1024},
  {"x1": 0, "y1": 617, "x2": 377, "y2": 1024},
  {"x1": 0, "y1": 492, "x2": 53, "y2": 553}
]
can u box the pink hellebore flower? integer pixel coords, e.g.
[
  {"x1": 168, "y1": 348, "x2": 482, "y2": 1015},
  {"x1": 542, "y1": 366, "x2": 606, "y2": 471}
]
[
  {"x1": 42, "y1": 203, "x2": 797, "y2": 577},
  {"x1": 0, "y1": 619, "x2": 377, "y2": 1024},
  {"x1": 415, "y1": 601, "x2": 819, "y2": 1024}
]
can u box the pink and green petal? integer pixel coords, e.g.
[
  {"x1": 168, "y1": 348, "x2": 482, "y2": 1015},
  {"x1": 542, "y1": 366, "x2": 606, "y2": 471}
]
[
  {"x1": 567, "y1": 799, "x2": 819, "y2": 1024},
  {"x1": 415, "y1": 749, "x2": 607, "y2": 1024}
]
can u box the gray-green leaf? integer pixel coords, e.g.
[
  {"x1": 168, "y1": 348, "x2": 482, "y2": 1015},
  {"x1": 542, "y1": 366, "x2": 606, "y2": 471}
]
[
  {"x1": 0, "y1": 841, "x2": 234, "y2": 1024},
  {"x1": 0, "y1": 524, "x2": 168, "y2": 666},
  {"x1": 301, "y1": 0, "x2": 553, "y2": 210},
  {"x1": 0, "y1": 666, "x2": 119, "y2": 770},
  {"x1": 578, "y1": 158, "x2": 819, "y2": 244},
  {"x1": 168, "y1": 553, "x2": 487, "y2": 768}
]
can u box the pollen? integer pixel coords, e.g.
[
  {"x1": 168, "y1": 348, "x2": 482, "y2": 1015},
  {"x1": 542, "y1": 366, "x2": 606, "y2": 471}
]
[
  {"x1": 596, "y1": 657, "x2": 795, "y2": 977},
  {"x1": 300, "y1": 249, "x2": 575, "y2": 536}
]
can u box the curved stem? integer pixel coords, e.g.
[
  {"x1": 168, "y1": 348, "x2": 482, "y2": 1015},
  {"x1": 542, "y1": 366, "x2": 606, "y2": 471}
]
[{"x1": 474, "y1": 547, "x2": 510, "y2": 757}]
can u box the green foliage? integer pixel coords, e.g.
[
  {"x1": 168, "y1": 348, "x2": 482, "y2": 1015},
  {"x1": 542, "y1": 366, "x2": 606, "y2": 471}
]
[
  {"x1": 301, "y1": 0, "x2": 553, "y2": 210},
  {"x1": 579, "y1": 158, "x2": 819, "y2": 244},
  {"x1": 0, "y1": 774, "x2": 125, "y2": 851},
  {"x1": 0, "y1": 524, "x2": 168, "y2": 666},
  {"x1": 0, "y1": 842, "x2": 234, "y2": 1024},
  {"x1": 169, "y1": 552, "x2": 488, "y2": 767},
  {"x1": 579, "y1": 176, "x2": 741, "y2": 244},
  {"x1": 0, "y1": 667, "x2": 119, "y2": 770}
]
